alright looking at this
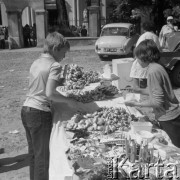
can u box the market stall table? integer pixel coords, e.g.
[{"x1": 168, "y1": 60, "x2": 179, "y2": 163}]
[
  {"x1": 49, "y1": 95, "x2": 143, "y2": 180},
  {"x1": 49, "y1": 88, "x2": 180, "y2": 179}
]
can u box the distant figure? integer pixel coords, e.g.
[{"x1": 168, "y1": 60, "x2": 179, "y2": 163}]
[
  {"x1": 4, "y1": 27, "x2": 8, "y2": 40},
  {"x1": 136, "y1": 22, "x2": 160, "y2": 50},
  {"x1": 80, "y1": 25, "x2": 87, "y2": 37},
  {"x1": 83, "y1": 8, "x2": 88, "y2": 22},
  {"x1": 31, "y1": 23, "x2": 37, "y2": 46},
  {"x1": 159, "y1": 16, "x2": 176, "y2": 49},
  {"x1": 8, "y1": 35, "x2": 12, "y2": 50},
  {"x1": 0, "y1": 28, "x2": 5, "y2": 49},
  {"x1": 23, "y1": 24, "x2": 32, "y2": 47},
  {"x1": 130, "y1": 9, "x2": 141, "y2": 34},
  {"x1": 76, "y1": 25, "x2": 82, "y2": 35}
]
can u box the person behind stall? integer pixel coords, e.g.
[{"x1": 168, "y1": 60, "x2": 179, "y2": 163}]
[
  {"x1": 31, "y1": 23, "x2": 37, "y2": 46},
  {"x1": 8, "y1": 35, "x2": 12, "y2": 50},
  {"x1": 0, "y1": 28, "x2": 5, "y2": 49},
  {"x1": 125, "y1": 39, "x2": 180, "y2": 148},
  {"x1": 21, "y1": 32, "x2": 77, "y2": 180},
  {"x1": 130, "y1": 22, "x2": 160, "y2": 89},
  {"x1": 80, "y1": 25, "x2": 87, "y2": 37},
  {"x1": 4, "y1": 26, "x2": 8, "y2": 40},
  {"x1": 130, "y1": 9, "x2": 141, "y2": 35},
  {"x1": 159, "y1": 16, "x2": 176, "y2": 49},
  {"x1": 23, "y1": 24, "x2": 32, "y2": 47}
]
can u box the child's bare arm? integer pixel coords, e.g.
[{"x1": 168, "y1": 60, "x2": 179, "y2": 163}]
[{"x1": 46, "y1": 78, "x2": 74, "y2": 103}]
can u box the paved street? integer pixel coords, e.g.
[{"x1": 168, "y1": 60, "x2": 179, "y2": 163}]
[
  {"x1": 0, "y1": 45, "x2": 95, "y2": 53},
  {"x1": 0, "y1": 47, "x2": 107, "y2": 179}
]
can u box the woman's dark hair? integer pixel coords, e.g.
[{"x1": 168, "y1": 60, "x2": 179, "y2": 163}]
[
  {"x1": 142, "y1": 22, "x2": 155, "y2": 32},
  {"x1": 134, "y1": 39, "x2": 160, "y2": 63}
]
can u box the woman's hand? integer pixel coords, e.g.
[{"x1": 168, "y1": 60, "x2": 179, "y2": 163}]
[{"x1": 125, "y1": 88, "x2": 140, "y2": 94}]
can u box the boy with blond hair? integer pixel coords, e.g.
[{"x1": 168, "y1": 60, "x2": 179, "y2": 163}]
[{"x1": 21, "y1": 32, "x2": 76, "y2": 180}]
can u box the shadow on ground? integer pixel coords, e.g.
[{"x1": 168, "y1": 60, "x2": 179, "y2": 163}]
[{"x1": 0, "y1": 153, "x2": 29, "y2": 173}]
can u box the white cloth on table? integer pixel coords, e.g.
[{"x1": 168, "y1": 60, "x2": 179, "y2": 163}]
[
  {"x1": 49, "y1": 102, "x2": 77, "y2": 180},
  {"x1": 49, "y1": 121, "x2": 74, "y2": 180},
  {"x1": 49, "y1": 97, "x2": 143, "y2": 180},
  {"x1": 49, "y1": 101, "x2": 93, "y2": 180}
]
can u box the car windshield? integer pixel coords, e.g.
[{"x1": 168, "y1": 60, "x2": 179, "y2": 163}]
[{"x1": 101, "y1": 27, "x2": 129, "y2": 36}]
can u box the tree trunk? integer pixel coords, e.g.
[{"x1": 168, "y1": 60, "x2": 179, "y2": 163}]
[{"x1": 56, "y1": 0, "x2": 69, "y2": 29}]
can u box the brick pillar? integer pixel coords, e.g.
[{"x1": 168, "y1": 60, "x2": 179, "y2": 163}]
[
  {"x1": 7, "y1": 10, "x2": 24, "y2": 48},
  {"x1": 35, "y1": 9, "x2": 46, "y2": 47}
]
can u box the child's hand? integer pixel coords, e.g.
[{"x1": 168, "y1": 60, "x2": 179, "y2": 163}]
[{"x1": 124, "y1": 101, "x2": 137, "y2": 107}]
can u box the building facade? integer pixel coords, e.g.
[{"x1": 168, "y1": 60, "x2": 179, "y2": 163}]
[{"x1": 0, "y1": 0, "x2": 108, "y2": 48}]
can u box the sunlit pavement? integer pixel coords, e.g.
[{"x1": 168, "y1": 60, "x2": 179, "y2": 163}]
[{"x1": 0, "y1": 45, "x2": 95, "y2": 53}]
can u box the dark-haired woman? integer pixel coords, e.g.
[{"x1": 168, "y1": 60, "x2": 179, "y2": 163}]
[
  {"x1": 125, "y1": 39, "x2": 180, "y2": 148},
  {"x1": 130, "y1": 22, "x2": 160, "y2": 88}
]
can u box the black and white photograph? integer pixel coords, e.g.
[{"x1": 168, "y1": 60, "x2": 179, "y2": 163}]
[{"x1": 0, "y1": 0, "x2": 180, "y2": 179}]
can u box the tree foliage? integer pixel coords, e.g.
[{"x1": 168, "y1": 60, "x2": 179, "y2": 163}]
[
  {"x1": 163, "y1": 5, "x2": 180, "y2": 24},
  {"x1": 108, "y1": 0, "x2": 180, "y2": 31},
  {"x1": 109, "y1": 0, "x2": 153, "y2": 23}
]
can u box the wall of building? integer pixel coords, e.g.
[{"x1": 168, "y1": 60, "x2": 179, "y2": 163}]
[
  {"x1": 66, "y1": 0, "x2": 86, "y2": 27},
  {"x1": 2, "y1": 0, "x2": 44, "y2": 11},
  {"x1": 66, "y1": 0, "x2": 74, "y2": 25},
  {"x1": 0, "y1": 0, "x2": 108, "y2": 29},
  {"x1": 1, "y1": 0, "x2": 45, "y2": 48},
  {"x1": 0, "y1": 3, "x2": 8, "y2": 26},
  {"x1": 0, "y1": 2, "x2": 36, "y2": 27},
  {"x1": 101, "y1": 0, "x2": 106, "y2": 26},
  {"x1": 22, "y1": 7, "x2": 36, "y2": 27},
  {"x1": 0, "y1": 0, "x2": 109, "y2": 48}
]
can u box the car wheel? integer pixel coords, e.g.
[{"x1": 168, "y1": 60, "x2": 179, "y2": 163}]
[{"x1": 170, "y1": 63, "x2": 180, "y2": 87}]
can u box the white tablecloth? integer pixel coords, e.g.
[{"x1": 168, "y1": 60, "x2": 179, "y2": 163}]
[{"x1": 49, "y1": 96, "x2": 143, "y2": 180}]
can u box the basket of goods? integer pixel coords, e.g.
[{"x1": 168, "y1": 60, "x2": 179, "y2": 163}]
[
  {"x1": 65, "y1": 107, "x2": 138, "y2": 134},
  {"x1": 62, "y1": 64, "x2": 101, "y2": 90},
  {"x1": 56, "y1": 64, "x2": 120, "y2": 103}
]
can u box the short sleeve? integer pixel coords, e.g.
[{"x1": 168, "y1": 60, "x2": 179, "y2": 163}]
[
  {"x1": 130, "y1": 59, "x2": 148, "y2": 79},
  {"x1": 136, "y1": 34, "x2": 146, "y2": 47},
  {"x1": 148, "y1": 70, "x2": 164, "y2": 107},
  {"x1": 48, "y1": 62, "x2": 64, "y2": 81}
]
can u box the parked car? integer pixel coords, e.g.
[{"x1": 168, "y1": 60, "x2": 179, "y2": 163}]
[{"x1": 95, "y1": 23, "x2": 139, "y2": 60}]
